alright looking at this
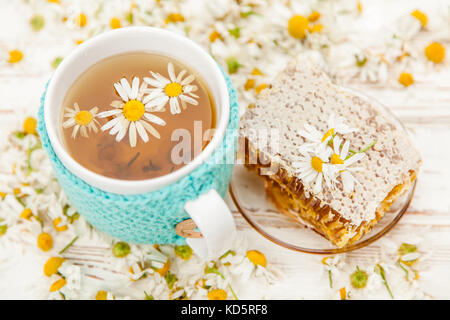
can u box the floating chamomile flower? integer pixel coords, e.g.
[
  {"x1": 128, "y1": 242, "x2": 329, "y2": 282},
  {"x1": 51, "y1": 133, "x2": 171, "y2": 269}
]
[
  {"x1": 331, "y1": 136, "x2": 365, "y2": 193},
  {"x1": 98, "y1": 77, "x2": 166, "y2": 148},
  {"x1": 143, "y1": 62, "x2": 199, "y2": 115},
  {"x1": 63, "y1": 103, "x2": 99, "y2": 139}
]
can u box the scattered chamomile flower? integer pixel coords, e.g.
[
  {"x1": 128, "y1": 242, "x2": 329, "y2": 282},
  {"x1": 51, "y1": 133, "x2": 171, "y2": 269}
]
[
  {"x1": 75, "y1": 13, "x2": 87, "y2": 27},
  {"x1": 53, "y1": 217, "x2": 68, "y2": 232},
  {"x1": 98, "y1": 77, "x2": 166, "y2": 147},
  {"x1": 398, "y1": 72, "x2": 414, "y2": 87},
  {"x1": 175, "y1": 245, "x2": 193, "y2": 260},
  {"x1": 113, "y1": 241, "x2": 131, "y2": 258},
  {"x1": 288, "y1": 15, "x2": 309, "y2": 39},
  {"x1": 166, "y1": 13, "x2": 185, "y2": 24},
  {"x1": 22, "y1": 117, "x2": 37, "y2": 136},
  {"x1": 208, "y1": 288, "x2": 227, "y2": 300},
  {"x1": 143, "y1": 62, "x2": 199, "y2": 115},
  {"x1": 246, "y1": 250, "x2": 267, "y2": 267},
  {"x1": 50, "y1": 278, "x2": 67, "y2": 292},
  {"x1": 209, "y1": 30, "x2": 222, "y2": 42},
  {"x1": 425, "y1": 42, "x2": 445, "y2": 63},
  {"x1": 0, "y1": 224, "x2": 7, "y2": 236},
  {"x1": 63, "y1": 103, "x2": 99, "y2": 139},
  {"x1": 110, "y1": 17, "x2": 121, "y2": 29},
  {"x1": 255, "y1": 83, "x2": 268, "y2": 95},
  {"x1": 308, "y1": 11, "x2": 321, "y2": 22},
  {"x1": 225, "y1": 57, "x2": 242, "y2": 74},
  {"x1": 52, "y1": 57, "x2": 63, "y2": 69},
  {"x1": 8, "y1": 50, "x2": 23, "y2": 64},
  {"x1": 20, "y1": 208, "x2": 33, "y2": 220},
  {"x1": 165, "y1": 271, "x2": 178, "y2": 289},
  {"x1": 43, "y1": 257, "x2": 65, "y2": 277},
  {"x1": 398, "y1": 243, "x2": 417, "y2": 255},
  {"x1": 95, "y1": 290, "x2": 108, "y2": 300},
  {"x1": 350, "y1": 266, "x2": 368, "y2": 289},
  {"x1": 411, "y1": 10, "x2": 427, "y2": 28},
  {"x1": 37, "y1": 232, "x2": 53, "y2": 251},
  {"x1": 30, "y1": 14, "x2": 45, "y2": 31}
]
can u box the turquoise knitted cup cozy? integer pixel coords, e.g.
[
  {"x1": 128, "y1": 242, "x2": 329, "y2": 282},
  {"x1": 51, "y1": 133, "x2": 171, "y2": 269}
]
[{"x1": 37, "y1": 70, "x2": 239, "y2": 245}]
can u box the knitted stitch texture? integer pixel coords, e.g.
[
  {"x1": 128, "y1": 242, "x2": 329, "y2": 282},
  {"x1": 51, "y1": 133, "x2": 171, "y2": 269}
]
[{"x1": 37, "y1": 71, "x2": 239, "y2": 244}]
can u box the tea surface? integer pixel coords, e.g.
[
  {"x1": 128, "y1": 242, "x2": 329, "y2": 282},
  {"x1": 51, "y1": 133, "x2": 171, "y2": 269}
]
[{"x1": 61, "y1": 52, "x2": 215, "y2": 180}]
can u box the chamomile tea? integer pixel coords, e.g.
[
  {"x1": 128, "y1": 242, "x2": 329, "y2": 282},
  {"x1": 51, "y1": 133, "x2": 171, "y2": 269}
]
[{"x1": 60, "y1": 52, "x2": 216, "y2": 180}]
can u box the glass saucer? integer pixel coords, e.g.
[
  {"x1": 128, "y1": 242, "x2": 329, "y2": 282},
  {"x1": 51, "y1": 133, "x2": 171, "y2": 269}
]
[
  {"x1": 229, "y1": 165, "x2": 416, "y2": 254},
  {"x1": 229, "y1": 86, "x2": 420, "y2": 254}
]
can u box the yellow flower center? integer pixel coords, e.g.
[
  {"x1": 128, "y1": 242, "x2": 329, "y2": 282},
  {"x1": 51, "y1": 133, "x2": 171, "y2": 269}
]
[
  {"x1": 411, "y1": 10, "x2": 427, "y2": 27},
  {"x1": 53, "y1": 217, "x2": 68, "y2": 232},
  {"x1": 8, "y1": 50, "x2": 23, "y2": 64},
  {"x1": 37, "y1": 233, "x2": 53, "y2": 251},
  {"x1": 75, "y1": 110, "x2": 93, "y2": 126},
  {"x1": 322, "y1": 128, "x2": 334, "y2": 142},
  {"x1": 308, "y1": 24, "x2": 323, "y2": 33},
  {"x1": 44, "y1": 257, "x2": 65, "y2": 277},
  {"x1": 398, "y1": 72, "x2": 414, "y2": 87},
  {"x1": 24, "y1": 116, "x2": 37, "y2": 134},
  {"x1": 123, "y1": 100, "x2": 145, "y2": 122},
  {"x1": 288, "y1": 15, "x2": 309, "y2": 39},
  {"x1": 311, "y1": 156, "x2": 323, "y2": 173},
  {"x1": 96, "y1": 290, "x2": 108, "y2": 300},
  {"x1": 246, "y1": 250, "x2": 267, "y2": 267},
  {"x1": 208, "y1": 289, "x2": 227, "y2": 300},
  {"x1": 164, "y1": 82, "x2": 183, "y2": 97},
  {"x1": 20, "y1": 208, "x2": 33, "y2": 220},
  {"x1": 308, "y1": 11, "x2": 321, "y2": 22},
  {"x1": 50, "y1": 279, "x2": 67, "y2": 292},
  {"x1": 331, "y1": 153, "x2": 344, "y2": 165},
  {"x1": 256, "y1": 83, "x2": 268, "y2": 95},
  {"x1": 75, "y1": 13, "x2": 87, "y2": 27},
  {"x1": 425, "y1": 42, "x2": 445, "y2": 63},
  {"x1": 209, "y1": 30, "x2": 222, "y2": 42},
  {"x1": 110, "y1": 17, "x2": 121, "y2": 29},
  {"x1": 156, "y1": 259, "x2": 170, "y2": 277}
]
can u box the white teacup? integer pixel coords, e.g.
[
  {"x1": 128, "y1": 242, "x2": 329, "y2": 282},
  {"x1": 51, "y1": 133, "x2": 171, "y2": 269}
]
[{"x1": 42, "y1": 27, "x2": 236, "y2": 259}]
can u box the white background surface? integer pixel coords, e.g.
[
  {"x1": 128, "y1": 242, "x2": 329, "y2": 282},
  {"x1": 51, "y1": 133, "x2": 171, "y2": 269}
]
[{"x1": 0, "y1": 0, "x2": 449, "y2": 299}]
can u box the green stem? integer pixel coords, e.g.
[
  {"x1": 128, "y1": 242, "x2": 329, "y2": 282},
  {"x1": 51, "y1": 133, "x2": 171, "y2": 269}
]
[
  {"x1": 328, "y1": 270, "x2": 333, "y2": 288},
  {"x1": 59, "y1": 236, "x2": 79, "y2": 254},
  {"x1": 228, "y1": 284, "x2": 239, "y2": 300}
]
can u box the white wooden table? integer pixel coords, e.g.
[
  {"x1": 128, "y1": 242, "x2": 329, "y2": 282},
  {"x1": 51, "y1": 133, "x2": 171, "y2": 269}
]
[{"x1": 1, "y1": 0, "x2": 449, "y2": 299}]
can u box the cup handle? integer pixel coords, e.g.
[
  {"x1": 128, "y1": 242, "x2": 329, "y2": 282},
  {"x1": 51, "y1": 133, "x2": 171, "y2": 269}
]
[{"x1": 183, "y1": 189, "x2": 236, "y2": 259}]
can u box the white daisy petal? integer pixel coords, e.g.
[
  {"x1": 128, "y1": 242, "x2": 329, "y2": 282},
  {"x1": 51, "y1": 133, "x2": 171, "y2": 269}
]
[
  {"x1": 63, "y1": 118, "x2": 76, "y2": 128},
  {"x1": 115, "y1": 120, "x2": 129, "y2": 142},
  {"x1": 176, "y1": 70, "x2": 186, "y2": 82},
  {"x1": 143, "y1": 76, "x2": 164, "y2": 88},
  {"x1": 344, "y1": 152, "x2": 365, "y2": 166},
  {"x1": 142, "y1": 89, "x2": 164, "y2": 104},
  {"x1": 98, "y1": 109, "x2": 122, "y2": 118},
  {"x1": 145, "y1": 95, "x2": 169, "y2": 109},
  {"x1": 130, "y1": 77, "x2": 139, "y2": 100},
  {"x1": 129, "y1": 122, "x2": 137, "y2": 147},
  {"x1": 141, "y1": 121, "x2": 161, "y2": 139},
  {"x1": 101, "y1": 117, "x2": 121, "y2": 131},
  {"x1": 120, "y1": 78, "x2": 133, "y2": 100},
  {"x1": 168, "y1": 97, "x2": 178, "y2": 114},
  {"x1": 168, "y1": 62, "x2": 176, "y2": 82},
  {"x1": 135, "y1": 121, "x2": 149, "y2": 143},
  {"x1": 179, "y1": 94, "x2": 198, "y2": 106},
  {"x1": 71, "y1": 125, "x2": 79, "y2": 139},
  {"x1": 180, "y1": 74, "x2": 195, "y2": 86},
  {"x1": 144, "y1": 113, "x2": 166, "y2": 126},
  {"x1": 114, "y1": 82, "x2": 129, "y2": 102}
]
